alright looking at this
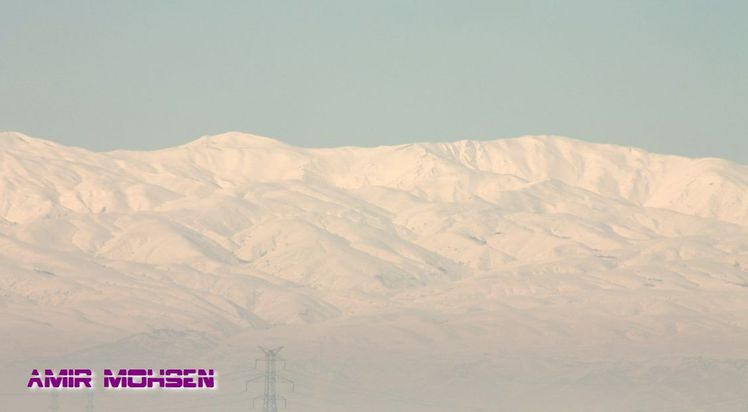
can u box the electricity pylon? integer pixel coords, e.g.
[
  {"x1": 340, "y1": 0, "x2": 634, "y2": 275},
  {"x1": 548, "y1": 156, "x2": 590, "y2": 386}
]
[{"x1": 246, "y1": 346, "x2": 294, "y2": 412}]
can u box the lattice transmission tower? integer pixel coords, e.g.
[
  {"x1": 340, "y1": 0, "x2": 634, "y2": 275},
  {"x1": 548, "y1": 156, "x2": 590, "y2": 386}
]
[{"x1": 246, "y1": 346, "x2": 294, "y2": 412}]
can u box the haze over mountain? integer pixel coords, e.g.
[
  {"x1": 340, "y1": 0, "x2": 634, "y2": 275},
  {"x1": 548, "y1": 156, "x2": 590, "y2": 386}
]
[{"x1": 1, "y1": 131, "x2": 747, "y2": 411}]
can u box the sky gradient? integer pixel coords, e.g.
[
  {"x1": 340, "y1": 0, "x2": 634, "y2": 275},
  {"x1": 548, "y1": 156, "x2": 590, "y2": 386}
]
[{"x1": 1, "y1": 1, "x2": 746, "y2": 163}]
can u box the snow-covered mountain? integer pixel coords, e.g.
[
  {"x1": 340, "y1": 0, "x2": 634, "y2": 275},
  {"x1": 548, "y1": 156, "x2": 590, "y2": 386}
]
[{"x1": 1, "y1": 131, "x2": 747, "y2": 411}]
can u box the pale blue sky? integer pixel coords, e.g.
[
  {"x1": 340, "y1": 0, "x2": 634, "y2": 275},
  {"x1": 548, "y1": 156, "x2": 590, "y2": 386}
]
[{"x1": 1, "y1": 1, "x2": 746, "y2": 163}]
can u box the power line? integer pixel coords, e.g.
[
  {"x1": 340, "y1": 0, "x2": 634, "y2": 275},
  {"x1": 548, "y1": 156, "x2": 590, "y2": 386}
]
[{"x1": 246, "y1": 346, "x2": 294, "y2": 412}]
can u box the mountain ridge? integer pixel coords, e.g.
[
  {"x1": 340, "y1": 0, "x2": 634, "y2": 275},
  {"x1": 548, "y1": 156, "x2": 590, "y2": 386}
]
[
  {"x1": 1, "y1": 131, "x2": 746, "y2": 226},
  {"x1": 3, "y1": 130, "x2": 746, "y2": 165},
  {"x1": 2, "y1": 131, "x2": 748, "y2": 412}
]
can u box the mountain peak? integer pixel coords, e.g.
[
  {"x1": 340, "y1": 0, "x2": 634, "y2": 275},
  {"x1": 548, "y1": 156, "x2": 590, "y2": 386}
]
[
  {"x1": 0, "y1": 131, "x2": 62, "y2": 149},
  {"x1": 187, "y1": 131, "x2": 289, "y2": 149}
]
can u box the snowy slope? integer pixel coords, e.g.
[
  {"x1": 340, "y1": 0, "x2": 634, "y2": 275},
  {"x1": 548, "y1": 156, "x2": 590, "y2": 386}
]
[{"x1": 1, "y1": 131, "x2": 747, "y2": 411}]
